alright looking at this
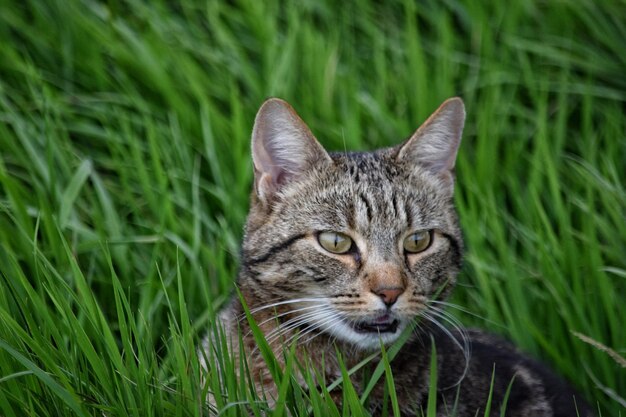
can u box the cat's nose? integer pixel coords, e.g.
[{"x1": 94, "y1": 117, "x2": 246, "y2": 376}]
[{"x1": 373, "y1": 287, "x2": 404, "y2": 307}]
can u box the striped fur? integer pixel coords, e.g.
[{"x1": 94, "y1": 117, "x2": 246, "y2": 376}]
[{"x1": 201, "y1": 98, "x2": 593, "y2": 416}]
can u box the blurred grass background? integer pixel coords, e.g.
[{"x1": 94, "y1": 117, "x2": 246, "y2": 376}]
[{"x1": 0, "y1": 0, "x2": 624, "y2": 415}]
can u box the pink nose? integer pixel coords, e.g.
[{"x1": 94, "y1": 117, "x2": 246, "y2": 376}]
[{"x1": 373, "y1": 287, "x2": 404, "y2": 306}]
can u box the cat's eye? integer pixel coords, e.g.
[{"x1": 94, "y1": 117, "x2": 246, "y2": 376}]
[
  {"x1": 318, "y1": 231, "x2": 353, "y2": 254},
  {"x1": 403, "y1": 231, "x2": 432, "y2": 253}
]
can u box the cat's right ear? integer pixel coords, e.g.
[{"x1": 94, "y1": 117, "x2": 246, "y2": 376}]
[
  {"x1": 396, "y1": 97, "x2": 465, "y2": 190},
  {"x1": 251, "y1": 98, "x2": 332, "y2": 203}
]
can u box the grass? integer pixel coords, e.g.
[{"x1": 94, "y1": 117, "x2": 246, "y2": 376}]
[{"x1": 0, "y1": 0, "x2": 624, "y2": 415}]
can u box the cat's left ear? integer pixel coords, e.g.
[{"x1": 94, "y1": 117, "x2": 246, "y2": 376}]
[
  {"x1": 251, "y1": 98, "x2": 332, "y2": 203},
  {"x1": 396, "y1": 97, "x2": 465, "y2": 189}
]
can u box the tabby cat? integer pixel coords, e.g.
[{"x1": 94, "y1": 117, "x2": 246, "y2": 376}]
[{"x1": 201, "y1": 98, "x2": 593, "y2": 416}]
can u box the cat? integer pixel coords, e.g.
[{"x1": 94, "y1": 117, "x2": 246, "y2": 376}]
[{"x1": 200, "y1": 97, "x2": 594, "y2": 416}]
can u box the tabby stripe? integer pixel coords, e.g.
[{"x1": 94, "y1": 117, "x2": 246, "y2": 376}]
[
  {"x1": 391, "y1": 193, "x2": 399, "y2": 217},
  {"x1": 405, "y1": 205, "x2": 414, "y2": 228},
  {"x1": 296, "y1": 267, "x2": 327, "y2": 282},
  {"x1": 246, "y1": 234, "x2": 307, "y2": 266},
  {"x1": 441, "y1": 232, "x2": 463, "y2": 268},
  {"x1": 346, "y1": 200, "x2": 356, "y2": 230},
  {"x1": 359, "y1": 192, "x2": 374, "y2": 221}
]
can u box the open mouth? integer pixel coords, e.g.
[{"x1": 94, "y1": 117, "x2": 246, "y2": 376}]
[{"x1": 352, "y1": 315, "x2": 399, "y2": 334}]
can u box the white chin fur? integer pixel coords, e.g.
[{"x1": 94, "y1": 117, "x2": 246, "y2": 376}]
[{"x1": 321, "y1": 319, "x2": 407, "y2": 351}]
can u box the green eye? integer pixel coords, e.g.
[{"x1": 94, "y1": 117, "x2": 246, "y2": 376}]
[
  {"x1": 318, "y1": 232, "x2": 353, "y2": 254},
  {"x1": 403, "y1": 231, "x2": 432, "y2": 253}
]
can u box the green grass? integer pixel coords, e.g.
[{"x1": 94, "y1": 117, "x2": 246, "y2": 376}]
[{"x1": 0, "y1": 0, "x2": 624, "y2": 415}]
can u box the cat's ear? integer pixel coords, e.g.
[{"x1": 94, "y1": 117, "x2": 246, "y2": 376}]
[
  {"x1": 396, "y1": 97, "x2": 465, "y2": 187},
  {"x1": 251, "y1": 98, "x2": 332, "y2": 202}
]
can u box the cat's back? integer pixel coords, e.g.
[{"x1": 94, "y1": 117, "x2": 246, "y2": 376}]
[{"x1": 404, "y1": 327, "x2": 595, "y2": 417}]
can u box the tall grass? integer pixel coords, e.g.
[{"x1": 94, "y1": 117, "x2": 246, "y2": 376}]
[{"x1": 0, "y1": 0, "x2": 624, "y2": 415}]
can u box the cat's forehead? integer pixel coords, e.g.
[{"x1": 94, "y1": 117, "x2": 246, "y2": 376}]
[
  {"x1": 324, "y1": 148, "x2": 436, "y2": 195},
  {"x1": 282, "y1": 149, "x2": 451, "y2": 234},
  {"x1": 329, "y1": 149, "x2": 402, "y2": 183}
]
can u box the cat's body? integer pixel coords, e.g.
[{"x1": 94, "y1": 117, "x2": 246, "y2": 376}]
[{"x1": 201, "y1": 98, "x2": 593, "y2": 416}]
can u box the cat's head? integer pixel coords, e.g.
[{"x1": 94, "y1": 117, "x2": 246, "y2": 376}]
[{"x1": 240, "y1": 98, "x2": 464, "y2": 350}]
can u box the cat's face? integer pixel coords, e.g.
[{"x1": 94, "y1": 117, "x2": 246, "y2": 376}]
[{"x1": 240, "y1": 98, "x2": 464, "y2": 350}]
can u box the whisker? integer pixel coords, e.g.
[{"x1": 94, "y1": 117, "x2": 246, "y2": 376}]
[
  {"x1": 425, "y1": 307, "x2": 471, "y2": 354},
  {"x1": 242, "y1": 304, "x2": 327, "y2": 339},
  {"x1": 421, "y1": 313, "x2": 466, "y2": 356},
  {"x1": 248, "y1": 314, "x2": 316, "y2": 356},
  {"x1": 275, "y1": 321, "x2": 318, "y2": 350},
  {"x1": 277, "y1": 309, "x2": 342, "y2": 345},
  {"x1": 288, "y1": 314, "x2": 343, "y2": 347},
  {"x1": 428, "y1": 300, "x2": 500, "y2": 326},
  {"x1": 263, "y1": 309, "x2": 334, "y2": 345},
  {"x1": 419, "y1": 310, "x2": 471, "y2": 387},
  {"x1": 427, "y1": 306, "x2": 467, "y2": 334},
  {"x1": 253, "y1": 304, "x2": 326, "y2": 329},
  {"x1": 241, "y1": 297, "x2": 327, "y2": 319},
  {"x1": 263, "y1": 306, "x2": 339, "y2": 348}
]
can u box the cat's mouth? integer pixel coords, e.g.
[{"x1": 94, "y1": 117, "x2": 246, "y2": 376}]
[{"x1": 352, "y1": 315, "x2": 399, "y2": 334}]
